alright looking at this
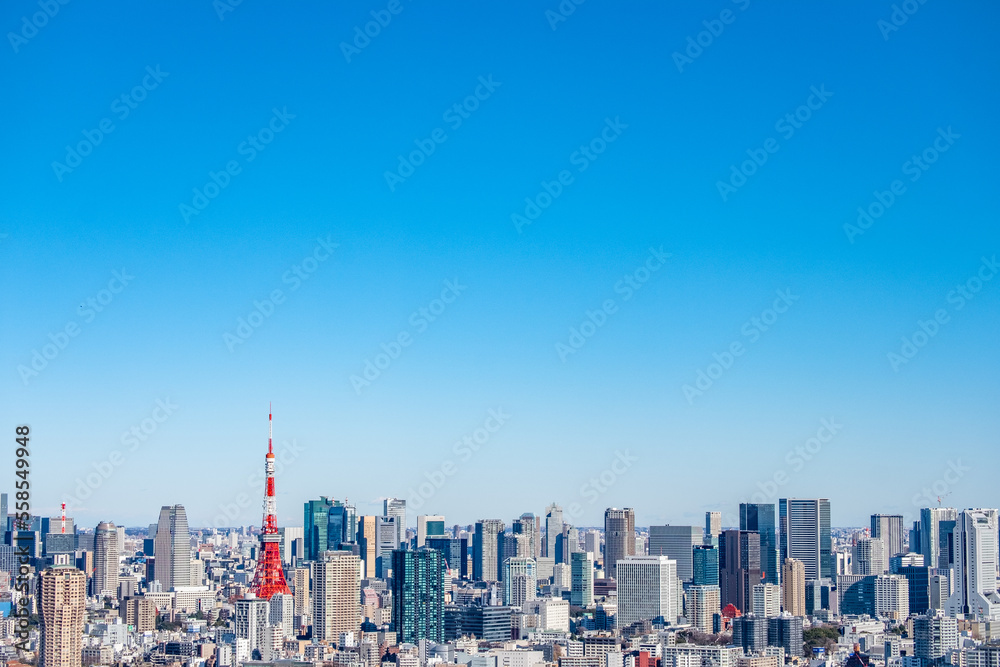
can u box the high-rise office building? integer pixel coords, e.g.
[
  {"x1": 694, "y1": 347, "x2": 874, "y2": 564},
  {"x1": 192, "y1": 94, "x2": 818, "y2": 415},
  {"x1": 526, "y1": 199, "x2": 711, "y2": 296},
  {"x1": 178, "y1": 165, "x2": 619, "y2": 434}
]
[
  {"x1": 604, "y1": 508, "x2": 635, "y2": 579},
  {"x1": 686, "y1": 585, "x2": 721, "y2": 633},
  {"x1": 375, "y1": 516, "x2": 396, "y2": 578},
  {"x1": 473, "y1": 519, "x2": 505, "y2": 582},
  {"x1": 92, "y1": 522, "x2": 119, "y2": 598},
  {"x1": 693, "y1": 545, "x2": 719, "y2": 586},
  {"x1": 740, "y1": 503, "x2": 778, "y2": 586},
  {"x1": 720, "y1": 529, "x2": 761, "y2": 614},
  {"x1": 416, "y1": 515, "x2": 445, "y2": 548},
  {"x1": 705, "y1": 511, "x2": 722, "y2": 546},
  {"x1": 616, "y1": 555, "x2": 678, "y2": 627},
  {"x1": 544, "y1": 504, "x2": 563, "y2": 560},
  {"x1": 513, "y1": 514, "x2": 539, "y2": 560},
  {"x1": 356, "y1": 515, "x2": 377, "y2": 579},
  {"x1": 38, "y1": 558, "x2": 86, "y2": 667},
  {"x1": 304, "y1": 497, "x2": 334, "y2": 562},
  {"x1": 570, "y1": 551, "x2": 593, "y2": 607},
  {"x1": 504, "y1": 556, "x2": 537, "y2": 607},
  {"x1": 778, "y1": 498, "x2": 832, "y2": 580},
  {"x1": 384, "y1": 498, "x2": 406, "y2": 549},
  {"x1": 897, "y1": 564, "x2": 930, "y2": 614},
  {"x1": 153, "y1": 505, "x2": 191, "y2": 590},
  {"x1": 871, "y1": 514, "x2": 905, "y2": 560},
  {"x1": 946, "y1": 508, "x2": 1000, "y2": 619},
  {"x1": 426, "y1": 537, "x2": 468, "y2": 579},
  {"x1": 312, "y1": 551, "x2": 360, "y2": 643},
  {"x1": 920, "y1": 507, "x2": 958, "y2": 572},
  {"x1": 392, "y1": 548, "x2": 445, "y2": 643},
  {"x1": 782, "y1": 558, "x2": 805, "y2": 616},
  {"x1": 853, "y1": 537, "x2": 886, "y2": 576},
  {"x1": 648, "y1": 525, "x2": 703, "y2": 582}
]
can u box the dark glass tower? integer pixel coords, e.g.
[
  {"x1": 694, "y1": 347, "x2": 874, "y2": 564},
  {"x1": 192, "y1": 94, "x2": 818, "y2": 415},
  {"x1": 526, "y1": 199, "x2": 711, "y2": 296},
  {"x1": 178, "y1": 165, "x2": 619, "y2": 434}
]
[
  {"x1": 391, "y1": 547, "x2": 445, "y2": 643},
  {"x1": 740, "y1": 503, "x2": 778, "y2": 586}
]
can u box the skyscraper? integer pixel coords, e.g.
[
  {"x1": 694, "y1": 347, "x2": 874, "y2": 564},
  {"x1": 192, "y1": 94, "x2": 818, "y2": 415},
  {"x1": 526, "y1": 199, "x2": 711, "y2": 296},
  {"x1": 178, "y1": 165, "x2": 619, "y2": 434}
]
[
  {"x1": 153, "y1": 505, "x2": 191, "y2": 590},
  {"x1": 740, "y1": 503, "x2": 778, "y2": 586},
  {"x1": 392, "y1": 548, "x2": 445, "y2": 643},
  {"x1": 304, "y1": 497, "x2": 335, "y2": 562},
  {"x1": 375, "y1": 516, "x2": 397, "y2": 578},
  {"x1": 570, "y1": 551, "x2": 593, "y2": 607},
  {"x1": 384, "y1": 498, "x2": 406, "y2": 549},
  {"x1": 648, "y1": 525, "x2": 703, "y2": 582},
  {"x1": 782, "y1": 558, "x2": 805, "y2": 616},
  {"x1": 871, "y1": 514, "x2": 905, "y2": 560},
  {"x1": 604, "y1": 508, "x2": 635, "y2": 579},
  {"x1": 312, "y1": 551, "x2": 360, "y2": 643},
  {"x1": 853, "y1": 536, "x2": 886, "y2": 576},
  {"x1": 473, "y1": 519, "x2": 504, "y2": 582},
  {"x1": 513, "y1": 514, "x2": 539, "y2": 560},
  {"x1": 778, "y1": 498, "x2": 832, "y2": 580},
  {"x1": 946, "y1": 508, "x2": 1000, "y2": 619},
  {"x1": 426, "y1": 537, "x2": 468, "y2": 579},
  {"x1": 692, "y1": 545, "x2": 719, "y2": 586},
  {"x1": 616, "y1": 555, "x2": 678, "y2": 627},
  {"x1": 357, "y1": 515, "x2": 377, "y2": 578},
  {"x1": 720, "y1": 529, "x2": 761, "y2": 614},
  {"x1": 504, "y1": 556, "x2": 538, "y2": 607},
  {"x1": 544, "y1": 504, "x2": 563, "y2": 560},
  {"x1": 38, "y1": 557, "x2": 86, "y2": 667},
  {"x1": 920, "y1": 507, "x2": 958, "y2": 572},
  {"x1": 705, "y1": 511, "x2": 722, "y2": 546},
  {"x1": 92, "y1": 522, "x2": 119, "y2": 598},
  {"x1": 416, "y1": 515, "x2": 445, "y2": 548}
]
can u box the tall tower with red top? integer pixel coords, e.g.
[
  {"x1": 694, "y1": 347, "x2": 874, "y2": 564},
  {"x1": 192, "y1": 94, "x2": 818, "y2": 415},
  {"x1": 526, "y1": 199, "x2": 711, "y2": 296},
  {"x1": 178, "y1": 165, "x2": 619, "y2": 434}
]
[{"x1": 249, "y1": 406, "x2": 291, "y2": 599}]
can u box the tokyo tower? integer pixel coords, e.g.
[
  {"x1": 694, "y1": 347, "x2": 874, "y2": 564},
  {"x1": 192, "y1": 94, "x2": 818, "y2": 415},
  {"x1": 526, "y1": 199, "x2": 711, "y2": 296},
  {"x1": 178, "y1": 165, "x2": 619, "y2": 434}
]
[{"x1": 249, "y1": 406, "x2": 291, "y2": 599}]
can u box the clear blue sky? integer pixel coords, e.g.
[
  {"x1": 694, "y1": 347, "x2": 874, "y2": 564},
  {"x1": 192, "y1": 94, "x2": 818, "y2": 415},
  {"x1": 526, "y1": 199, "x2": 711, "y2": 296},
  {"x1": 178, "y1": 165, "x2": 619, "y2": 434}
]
[{"x1": 2, "y1": 1, "x2": 997, "y2": 531}]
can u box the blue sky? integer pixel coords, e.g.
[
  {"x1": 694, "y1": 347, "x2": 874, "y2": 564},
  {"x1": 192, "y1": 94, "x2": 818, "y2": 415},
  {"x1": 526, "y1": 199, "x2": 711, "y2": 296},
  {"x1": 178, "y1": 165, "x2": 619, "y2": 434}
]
[{"x1": 1, "y1": 0, "x2": 997, "y2": 531}]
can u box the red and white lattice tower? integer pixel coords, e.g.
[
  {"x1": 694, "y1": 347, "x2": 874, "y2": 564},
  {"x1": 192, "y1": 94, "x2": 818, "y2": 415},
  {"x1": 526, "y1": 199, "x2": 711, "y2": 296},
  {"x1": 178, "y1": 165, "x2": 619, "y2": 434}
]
[{"x1": 249, "y1": 405, "x2": 291, "y2": 599}]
